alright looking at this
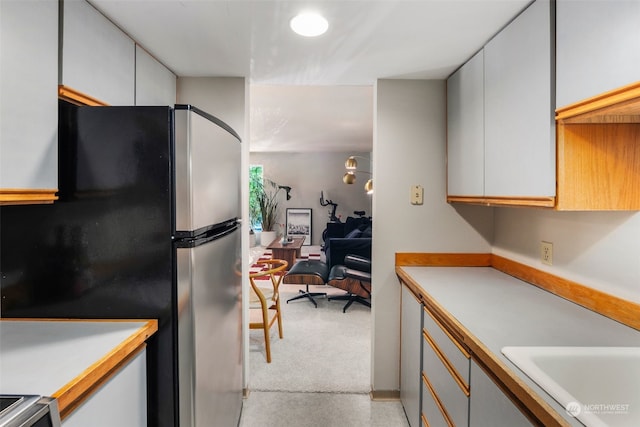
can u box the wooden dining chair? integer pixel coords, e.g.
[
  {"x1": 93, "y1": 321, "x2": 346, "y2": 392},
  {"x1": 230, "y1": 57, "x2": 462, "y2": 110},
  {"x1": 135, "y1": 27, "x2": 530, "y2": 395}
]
[{"x1": 249, "y1": 258, "x2": 288, "y2": 363}]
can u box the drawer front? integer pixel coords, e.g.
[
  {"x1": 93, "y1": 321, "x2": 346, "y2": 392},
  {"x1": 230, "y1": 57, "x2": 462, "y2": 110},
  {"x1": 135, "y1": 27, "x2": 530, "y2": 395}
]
[
  {"x1": 421, "y1": 375, "x2": 452, "y2": 427},
  {"x1": 423, "y1": 307, "x2": 470, "y2": 382},
  {"x1": 423, "y1": 333, "x2": 469, "y2": 427}
]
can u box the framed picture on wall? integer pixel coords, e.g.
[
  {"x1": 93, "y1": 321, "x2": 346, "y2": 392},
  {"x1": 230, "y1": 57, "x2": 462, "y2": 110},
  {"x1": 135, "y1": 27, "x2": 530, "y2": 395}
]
[{"x1": 286, "y1": 208, "x2": 312, "y2": 245}]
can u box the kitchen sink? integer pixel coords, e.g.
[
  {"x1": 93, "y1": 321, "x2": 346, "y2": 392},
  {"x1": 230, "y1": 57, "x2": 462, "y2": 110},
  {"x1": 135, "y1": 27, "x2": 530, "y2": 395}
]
[{"x1": 501, "y1": 346, "x2": 640, "y2": 427}]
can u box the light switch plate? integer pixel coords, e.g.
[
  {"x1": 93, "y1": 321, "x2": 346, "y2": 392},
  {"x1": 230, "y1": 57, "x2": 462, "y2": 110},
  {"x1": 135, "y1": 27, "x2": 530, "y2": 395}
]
[{"x1": 411, "y1": 185, "x2": 423, "y2": 205}]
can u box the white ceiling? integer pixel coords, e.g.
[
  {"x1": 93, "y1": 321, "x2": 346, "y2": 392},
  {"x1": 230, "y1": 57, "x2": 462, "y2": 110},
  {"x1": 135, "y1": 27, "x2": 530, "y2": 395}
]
[{"x1": 89, "y1": 0, "x2": 531, "y2": 152}]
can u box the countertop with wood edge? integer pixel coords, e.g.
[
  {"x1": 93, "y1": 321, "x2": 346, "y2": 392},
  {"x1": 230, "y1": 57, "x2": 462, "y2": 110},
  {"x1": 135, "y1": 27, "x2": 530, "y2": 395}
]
[
  {"x1": 0, "y1": 318, "x2": 157, "y2": 419},
  {"x1": 396, "y1": 253, "x2": 640, "y2": 427}
]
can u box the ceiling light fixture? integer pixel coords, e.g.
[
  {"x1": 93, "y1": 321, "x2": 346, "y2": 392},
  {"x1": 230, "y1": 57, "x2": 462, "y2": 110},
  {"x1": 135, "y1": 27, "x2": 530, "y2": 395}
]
[
  {"x1": 290, "y1": 12, "x2": 328, "y2": 37},
  {"x1": 342, "y1": 155, "x2": 373, "y2": 195}
]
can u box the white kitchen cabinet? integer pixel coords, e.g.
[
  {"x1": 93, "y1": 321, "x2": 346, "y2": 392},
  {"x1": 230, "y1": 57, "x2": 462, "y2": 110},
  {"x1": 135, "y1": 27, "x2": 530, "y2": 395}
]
[
  {"x1": 446, "y1": 49, "x2": 484, "y2": 197},
  {"x1": 0, "y1": 0, "x2": 58, "y2": 204},
  {"x1": 447, "y1": 0, "x2": 555, "y2": 207},
  {"x1": 421, "y1": 307, "x2": 470, "y2": 427},
  {"x1": 135, "y1": 45, "x2": 177, "y2": 106},
  {"x1": 400, "y1": 284, "x2": 422, "y2": 427},
  {"x1": 469, "y1": 359, "x2": 533, "y2": 427},
  {"x1": 62, "y1": 349, "x2": 147, "y2": 427},
  {"x1": 61, "y1": 0, "x2": 135, "y2": 105},
  {"x1": 483, "y1": 0, "x2": 555, "y2": 199},
  {"x1": 556, "y1": 0, "x2": 640, "y2": 108}
]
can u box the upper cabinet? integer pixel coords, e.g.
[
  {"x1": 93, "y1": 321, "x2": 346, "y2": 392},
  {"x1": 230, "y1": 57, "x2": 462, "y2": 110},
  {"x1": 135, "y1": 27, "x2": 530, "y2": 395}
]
[
  {"x1": 135, "y1": 46, "x2": 177, "y2": 106},
  {"x1": 0, "y1": 0, "x2": 59, "y2": 205},
  {"x1": 447, "y1": 0, "x2": 555, "y2": 208},
  {"x1": 556, "y1": 0, "x2": 640, "y2": 108},
  {"x1": 61, "y1": 0, "x2": 135, "y2": 106},
  {"x1": 447, "y1": 50, "x2": 484, "y2": 198},
  {"x1": 554, "y1": 0, "x2": 640, "y2": 210},
  {"x1": 483, "y1": 0, "x2": 554, "y2": 200}
]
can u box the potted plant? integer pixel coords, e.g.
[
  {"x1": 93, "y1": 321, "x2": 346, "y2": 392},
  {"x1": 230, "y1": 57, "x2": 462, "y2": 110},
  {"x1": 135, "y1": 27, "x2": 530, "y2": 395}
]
[{"x1": 249, "y1": 174, "x2": 289, "y2": 246}]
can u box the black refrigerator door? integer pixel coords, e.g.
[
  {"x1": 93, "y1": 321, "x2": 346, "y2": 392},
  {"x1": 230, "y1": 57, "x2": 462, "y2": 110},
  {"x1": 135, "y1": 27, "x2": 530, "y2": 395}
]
[{"x1": 0, "y1": 101, "x2": 176, "y2": 427}]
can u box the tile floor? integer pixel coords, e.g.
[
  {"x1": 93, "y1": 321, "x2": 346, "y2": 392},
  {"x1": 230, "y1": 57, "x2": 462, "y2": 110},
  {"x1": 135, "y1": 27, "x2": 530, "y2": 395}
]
[{"x1": 239, "y1": 391, "x2": 410, "y2": 427}]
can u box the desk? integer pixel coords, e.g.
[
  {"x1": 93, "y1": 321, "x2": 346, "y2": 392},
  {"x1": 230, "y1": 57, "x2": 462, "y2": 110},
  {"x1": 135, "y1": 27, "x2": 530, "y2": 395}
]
[{"x1": 267, "y1": 237, "x2": 304, "y2": 269}]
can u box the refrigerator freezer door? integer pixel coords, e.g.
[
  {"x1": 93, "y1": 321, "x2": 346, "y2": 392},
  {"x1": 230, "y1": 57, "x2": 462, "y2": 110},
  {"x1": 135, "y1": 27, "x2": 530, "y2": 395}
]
[
  {"x1": 176, "y1": 228, "x2": 242, "y2": 427},
  {"x1": 174, "y1": 107, "x2": 241, "y2": 237}
]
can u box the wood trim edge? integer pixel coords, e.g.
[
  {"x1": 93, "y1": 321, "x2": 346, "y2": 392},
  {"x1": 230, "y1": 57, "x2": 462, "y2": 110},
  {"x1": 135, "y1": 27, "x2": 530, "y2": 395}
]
[
  {"x1": 556, "y1": 81, "x2": 640, "y2": 121},
  {"x1": 447, "y1": 196, "x2": 555, "y2": 208},
  {"x1": 396, "y1": 253, "x2": 491, "y2": 267},
  {"x1": 58, "y1": 344, "x2": 146, "y2": 419},
  {"x1": 52, "y1": 319, "x2": 158, "y2": 417},
  {"x1": 58, "y1": 85, "x2": 109, "y2": 106},
  {"x1": 491, "y1": 255, "x2": 640, "y2": 331},
  {"x1": 0, "y1": 189, "x2": 58, "y2": 205}
]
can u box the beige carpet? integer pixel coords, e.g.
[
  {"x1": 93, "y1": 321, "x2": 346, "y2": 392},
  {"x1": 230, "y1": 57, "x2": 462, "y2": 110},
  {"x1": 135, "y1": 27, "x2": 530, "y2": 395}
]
[{"x1": 248, "y1": 280, "x2": 372, "y2": 394}]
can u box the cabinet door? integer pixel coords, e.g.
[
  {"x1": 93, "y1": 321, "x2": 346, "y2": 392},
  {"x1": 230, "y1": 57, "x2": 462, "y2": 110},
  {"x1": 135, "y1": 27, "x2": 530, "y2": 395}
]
[
  {"x1": 447, "y1": 50, "x2": 485, "y2": 197},
  {"x1": 135, "y1": 46, "x2": 177, "y2": 106},
  {"x1": 484, "y1": 0, "x2": 555, "y2": 198},
  {"x1": 556, "y1": 0, "x2": 640, "y2": 108},
  {"x1": 63, "y1": 349, "x2": 147, "y2": 427},
  {"x1": 0, "y1": 0, "x2": 58, "y2": 194},
  {"x1": 400, "y1": 285, "x2": 423, "y2": 427},
  {"x1": 469, "y1": 359, "x2": 533, "y2": 427},
  {"x1": 61, "y1": 0, "x2": 135, "y2": 105}
]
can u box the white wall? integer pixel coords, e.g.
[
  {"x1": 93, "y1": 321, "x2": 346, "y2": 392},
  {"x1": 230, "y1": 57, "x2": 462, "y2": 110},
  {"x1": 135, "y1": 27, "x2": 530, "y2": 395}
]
[
  {"x1": 494, "y1": 209, "x2": 640, "y2": 303},
  {"x1": 250, "y1": 151, "x2": 372, "y2": 245},
  {"x1": 372, "y1": 79, "x2": 493, "y2": 392},
  {"x1": 177, "y1": 77, "x2": 246, "y2": 135}
]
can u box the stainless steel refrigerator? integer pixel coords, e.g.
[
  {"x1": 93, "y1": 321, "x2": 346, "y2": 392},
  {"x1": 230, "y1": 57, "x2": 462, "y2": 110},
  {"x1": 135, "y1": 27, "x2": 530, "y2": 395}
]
[{"x1": 0, "y1": 101, "x2": 243, "y2": 426}]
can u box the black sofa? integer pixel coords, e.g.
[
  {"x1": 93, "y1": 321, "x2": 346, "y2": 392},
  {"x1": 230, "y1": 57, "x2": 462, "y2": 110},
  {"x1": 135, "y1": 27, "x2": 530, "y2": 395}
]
[{"x1": 324, "y1": 224, "x2": 372, "y2": 270}]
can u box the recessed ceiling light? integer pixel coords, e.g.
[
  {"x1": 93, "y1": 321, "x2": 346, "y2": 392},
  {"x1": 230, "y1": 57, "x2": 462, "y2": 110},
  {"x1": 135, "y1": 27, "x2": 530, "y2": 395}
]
[{"x1": 290, "y1": 12, "x2": 328, "y2": 37}]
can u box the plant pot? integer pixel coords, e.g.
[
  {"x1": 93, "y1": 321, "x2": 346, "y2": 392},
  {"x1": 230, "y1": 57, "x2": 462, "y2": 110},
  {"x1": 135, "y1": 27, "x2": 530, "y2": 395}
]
[{"x1": 260, "y1": 231, "x2": 276, "y2": 247}]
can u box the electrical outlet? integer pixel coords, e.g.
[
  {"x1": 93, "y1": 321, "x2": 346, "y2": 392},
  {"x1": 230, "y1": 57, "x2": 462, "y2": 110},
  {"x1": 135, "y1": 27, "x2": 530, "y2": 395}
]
[
  {"x1": 541, "y1": 241, "x2": 553, "y2": 265},
  {"x1": 411, "y1": 185, "x2": 423, "y2": 205}
]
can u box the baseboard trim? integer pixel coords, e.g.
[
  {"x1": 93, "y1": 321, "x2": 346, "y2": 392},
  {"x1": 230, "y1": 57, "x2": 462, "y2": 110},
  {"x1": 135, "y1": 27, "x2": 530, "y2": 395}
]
[{"x1": 369, "y1": 390, "x2": 400, "y2": 401}]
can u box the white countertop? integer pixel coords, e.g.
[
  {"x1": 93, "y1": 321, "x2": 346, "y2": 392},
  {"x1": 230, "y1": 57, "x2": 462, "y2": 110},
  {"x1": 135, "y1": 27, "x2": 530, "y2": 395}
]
[
  {"x1": 400, "y1": 266, "x2": 640, "y2": 426},
  {"x1": 0, "y1": 319, "x2": 156, "y2": 414}
]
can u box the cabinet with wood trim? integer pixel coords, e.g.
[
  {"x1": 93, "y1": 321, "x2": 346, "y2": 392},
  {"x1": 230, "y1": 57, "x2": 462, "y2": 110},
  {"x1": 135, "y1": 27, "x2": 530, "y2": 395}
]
[
  {"x1": 421, "y1": 306, "x2": 470, "y2": 427},
  {"x1": 0, "y1": 0, "x2": 58, "y2": 205},
  {"x1": 419, "y1": 301, "x2": 533, "y2": 427},
  {"x1": 63, "y1": 348, "x2": 147, "y2": 427},
  {"x1": 447, "y1": 0, "x2": 555, "y2": 208},
  {"x1": 446, "y1": 49, "x2": 484, "y2": 198},
  {"x1": 400, "y1": 284, "x2": 423, "y2": 427},
  {"x1": 61, "y1": 0, "x2": 135, "y2": 106},
  {"x1": 556, "y1": 0, "x2": 640, "y2": 109}
]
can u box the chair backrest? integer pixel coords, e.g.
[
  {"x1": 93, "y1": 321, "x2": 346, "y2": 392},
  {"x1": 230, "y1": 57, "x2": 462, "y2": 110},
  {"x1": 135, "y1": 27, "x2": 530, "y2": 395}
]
[{"x1": 249, "y1": 259, "x2": 288, "y2": 305}]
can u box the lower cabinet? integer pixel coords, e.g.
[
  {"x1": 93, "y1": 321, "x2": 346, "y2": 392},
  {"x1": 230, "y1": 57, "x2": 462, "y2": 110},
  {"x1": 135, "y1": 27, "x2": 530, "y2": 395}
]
[
  {"x1": 421, "y1": 307, "x2": 470, "y2": 426},
  {"x1": 62, "y1": 348, "x2": 147, "y2": 427},
  {"x1": 469, "y1": 359, "x2": 533, "y2": 427},
  {"x1": 400, "y1": 284, "x2": 423, "y2": 427},
  {"x1": 414, "y1": 302, "x2": 533, "y2": 426}
]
